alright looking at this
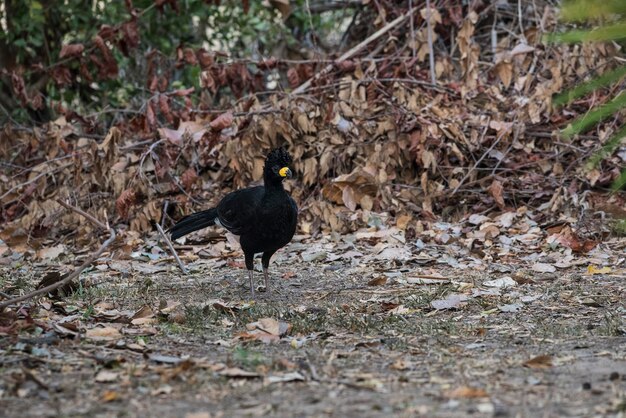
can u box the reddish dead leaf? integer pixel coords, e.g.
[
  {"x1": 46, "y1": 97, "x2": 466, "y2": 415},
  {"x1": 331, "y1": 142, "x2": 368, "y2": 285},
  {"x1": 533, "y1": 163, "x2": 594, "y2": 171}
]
[
  {"x1": 196, "y1": 48, "x2": 214, "y2": 69},
  {"x1": 173, "y1": 87, "x2": 195, "y2": 96},
  {"x1": 183, "y1": 48, "x2": 198, "y2": 65},
  {"x1": 553, "y1": 226, "x2": 598, "y2": 253},
  {"x1": 180, "y1": 167, "x2": 198, "y2": 190},
  {"x1": 11, "y1": 72, "x2": 28, "y2": 105},
  {"x1": 240, "y1": 318, "x2": 291, "y2": 344},
  {"x1": 158, "y1": 95, "x2": 174, "y2": 124},
  {"x1": 257, "y1": 57, "x2": 277, "y2": 70},
  {"x1": 488, "y1": 179, "x2": 505, "y2": 208},
  {"x1": 59, "y1": 43, "x2": 85, "y2": 59},
  {"x1": 523, "y1": 355, "x2": 553, "y2": 369},
  {"x1": 146, "y1": 100, "x2": 157, "y2": 128},
  {"x1": 116, "y1": 188, "x2": 137, "y2": 219},
  {"x1": 209, "y1": 112, "x2": 233, "y2": 131},
  {"x1": 287, "y1": 67, "x2": 300, "y2": 88}
]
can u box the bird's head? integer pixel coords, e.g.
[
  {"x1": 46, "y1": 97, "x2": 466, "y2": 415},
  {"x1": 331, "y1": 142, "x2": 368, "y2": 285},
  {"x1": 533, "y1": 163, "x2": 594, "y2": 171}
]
[{"x1": 264, "y1": 147, "x2": 294, "y2": 183}]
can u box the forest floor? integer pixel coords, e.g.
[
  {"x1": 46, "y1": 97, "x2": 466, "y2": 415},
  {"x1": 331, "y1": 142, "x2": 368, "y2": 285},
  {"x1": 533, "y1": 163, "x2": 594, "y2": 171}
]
[{"x1": 1, "y1": 225, "x2": 625, "y2": 418}]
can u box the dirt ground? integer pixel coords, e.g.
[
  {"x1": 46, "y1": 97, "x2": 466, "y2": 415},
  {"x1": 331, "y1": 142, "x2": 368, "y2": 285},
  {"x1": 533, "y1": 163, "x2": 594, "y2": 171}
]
[{"x1": 1, "y1": 234, "x2": 625, "y2": 418}]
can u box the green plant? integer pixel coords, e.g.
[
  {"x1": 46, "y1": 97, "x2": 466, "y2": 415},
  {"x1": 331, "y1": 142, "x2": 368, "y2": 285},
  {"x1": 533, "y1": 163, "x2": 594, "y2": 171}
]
[{"x1": 546, "y1": 0, "x2": 626, "y2": 191}]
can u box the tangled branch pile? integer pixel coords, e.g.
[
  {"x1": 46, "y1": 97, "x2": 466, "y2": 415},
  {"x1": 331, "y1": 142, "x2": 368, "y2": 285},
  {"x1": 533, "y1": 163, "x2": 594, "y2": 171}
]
[{"x1": 1, "y1": 1, "x2": 624, "y2": 251}]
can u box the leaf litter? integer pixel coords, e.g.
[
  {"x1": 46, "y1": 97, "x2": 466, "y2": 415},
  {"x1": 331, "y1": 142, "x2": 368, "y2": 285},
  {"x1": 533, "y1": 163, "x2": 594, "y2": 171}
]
[{"x1": 1, "y1": 1, "x2": 626, "y2": 417}]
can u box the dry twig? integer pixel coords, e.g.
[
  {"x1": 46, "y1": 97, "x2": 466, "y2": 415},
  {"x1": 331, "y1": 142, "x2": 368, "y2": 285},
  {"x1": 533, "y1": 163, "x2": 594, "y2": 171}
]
[
  {"x1": 155, "y1": 222, "x2": 187, "y2": 274},
  {"x1": 0, "y1": 199, "x2": 116, "y2": 310},
  {"x1": 291, "y1": 11, "x2": 413, "y2": 95}
]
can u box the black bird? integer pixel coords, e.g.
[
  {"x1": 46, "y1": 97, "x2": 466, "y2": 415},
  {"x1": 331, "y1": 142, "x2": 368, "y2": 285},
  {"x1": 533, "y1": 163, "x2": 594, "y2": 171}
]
[{"x1": 170, "y1": 148, "x2": 298, "y2": 297}]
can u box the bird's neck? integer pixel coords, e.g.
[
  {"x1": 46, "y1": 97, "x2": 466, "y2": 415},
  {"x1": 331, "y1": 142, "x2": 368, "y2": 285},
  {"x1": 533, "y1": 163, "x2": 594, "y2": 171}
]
[{"x1": 263, "y1": 174, "x2": 285, "y2": 192}]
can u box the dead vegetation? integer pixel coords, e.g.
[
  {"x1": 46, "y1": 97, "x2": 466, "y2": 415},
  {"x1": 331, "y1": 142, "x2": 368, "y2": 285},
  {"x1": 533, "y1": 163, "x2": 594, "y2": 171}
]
[{"x1": 1, "y1": 1, "x2": 625, "y2": 417}]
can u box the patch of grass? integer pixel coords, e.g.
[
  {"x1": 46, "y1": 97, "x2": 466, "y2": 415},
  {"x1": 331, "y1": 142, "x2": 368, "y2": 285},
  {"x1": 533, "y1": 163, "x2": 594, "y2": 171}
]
[
  {"x1": 231, "y1": 346, "x2": 269, "y2": 369},
  {"x1": 610, "y1": 218, "x2": 626, "y2": 236}
]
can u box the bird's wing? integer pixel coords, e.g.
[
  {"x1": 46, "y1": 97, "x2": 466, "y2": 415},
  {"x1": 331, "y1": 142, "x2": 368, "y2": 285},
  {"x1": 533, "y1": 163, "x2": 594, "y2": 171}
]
[{"x1": 216, "y1": 186, "x2": 264, "y2": 235}]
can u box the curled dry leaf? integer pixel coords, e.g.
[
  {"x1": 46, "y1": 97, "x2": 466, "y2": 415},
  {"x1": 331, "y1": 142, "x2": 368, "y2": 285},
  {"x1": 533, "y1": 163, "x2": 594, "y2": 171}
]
[
  {"x1": 116, "y1": 188, "x2": 137, "y2": 219},
  {"x1": 59, "y1": 43, "x2": 85, "y2": 59},
  {"x1": 209, "y1": 112, "x2": 234, "y2": 132}
]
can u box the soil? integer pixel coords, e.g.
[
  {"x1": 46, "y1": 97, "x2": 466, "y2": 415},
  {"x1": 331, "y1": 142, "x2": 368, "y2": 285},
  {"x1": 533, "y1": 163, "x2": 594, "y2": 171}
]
[{"x1": 1, "y1": 241, "x2": 625, "y2": 418}]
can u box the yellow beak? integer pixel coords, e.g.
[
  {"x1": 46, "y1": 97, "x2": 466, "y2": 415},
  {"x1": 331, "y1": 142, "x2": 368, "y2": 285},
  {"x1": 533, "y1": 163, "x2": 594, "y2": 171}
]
[{"x1": 279, "y1": 167, "x2": 292, "y2": 178}]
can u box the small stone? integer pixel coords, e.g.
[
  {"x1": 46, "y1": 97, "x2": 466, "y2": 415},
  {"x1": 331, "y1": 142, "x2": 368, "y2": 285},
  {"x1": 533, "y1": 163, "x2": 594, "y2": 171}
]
[{"x1": 582, "y1": 382, "x2": 591, "y2": 390}]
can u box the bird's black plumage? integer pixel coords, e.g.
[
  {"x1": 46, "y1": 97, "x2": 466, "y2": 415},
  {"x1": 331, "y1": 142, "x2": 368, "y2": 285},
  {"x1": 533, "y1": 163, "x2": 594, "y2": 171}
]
[{"x1": 169, "y1": 148, "x2": 298, "y2": 297}]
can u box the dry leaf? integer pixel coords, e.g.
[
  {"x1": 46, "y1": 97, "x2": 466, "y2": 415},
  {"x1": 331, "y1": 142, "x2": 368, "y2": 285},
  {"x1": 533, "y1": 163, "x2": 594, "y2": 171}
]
[
  {"x1": 85, "y1": 326, "x2": 122, "y2": 341},
  {"x1": 523, "y1": 355, "x2": 553, "y2": 369},
  {"x1": 367, "y1": 276, "x2": 387, "y2": 286},
  {"x1": 445, "y1": 386, "x2": 489, "y2": 399}
]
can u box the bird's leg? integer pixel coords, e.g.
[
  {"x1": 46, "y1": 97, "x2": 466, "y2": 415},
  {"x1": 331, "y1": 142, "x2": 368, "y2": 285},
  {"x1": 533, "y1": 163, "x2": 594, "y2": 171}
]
[
  {"x1": 248, "y1": 269, "x2": 255, "y2": 299},
  {"x1": 263, "y1": 267, "x2": 269, "y2": 291},
  {"x1": 244, "y1": 252, "x2": 255, "y2": 298},
  {"x1": 260, "y1": 251, "x2": 276, "y2": 293}
]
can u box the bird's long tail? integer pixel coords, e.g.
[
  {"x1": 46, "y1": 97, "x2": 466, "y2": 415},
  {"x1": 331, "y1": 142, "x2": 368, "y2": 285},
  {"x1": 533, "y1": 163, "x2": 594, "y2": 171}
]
[{"x1": 169, "y1": 208, "x2": 218, "y2": 240}]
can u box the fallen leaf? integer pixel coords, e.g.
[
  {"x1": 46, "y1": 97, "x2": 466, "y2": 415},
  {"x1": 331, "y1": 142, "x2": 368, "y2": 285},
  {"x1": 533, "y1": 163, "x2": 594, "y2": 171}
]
[
  {"x1": 431, "y1": 294, "x2": 469, "y2": 310},
  {"x1": 483, "y1": 276, "x2": 517, "y2": 288},
  {"x1": 445, "y1": 386, "x2": 489, "y2": 399},
  {"x1": 36, "y1": 245, "x2": 65, "y2": 260},
  {"x1": 265, "y1": 372, "x2": 305, "y2": 384},
  {"x1": 95, "y1": 370, "x2": 119, "y2": 383},
  {"x1": 499, "y1": 303, "x2": 523, "y2": 313},
  {"x1": 102, "y1": 390, "x2": 120, "y2": 402},
  {"x1": 218, "y1": 367, "x2": 261, "y2": 378},
  {"x1": 85, "y1": 326, "x2": 122, "y2": 341},
  {"x1": 586, "y1": 265, "x2": 611, "y2": 275},
  {"x1": 368, "y1": 276, "x2": 387, "y2": 286},
  {"x1": 523, "y1": 355, "x2": 553, "y2": 369},
  {"x1": 531, "y1": 263, "x2": 556, "y2": 273}
]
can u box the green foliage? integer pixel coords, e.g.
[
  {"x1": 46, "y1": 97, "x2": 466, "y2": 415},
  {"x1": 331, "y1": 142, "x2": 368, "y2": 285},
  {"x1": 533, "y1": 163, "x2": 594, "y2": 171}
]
[
  {"x1": 547, "y1": 0, "x2": 626, "y2": 190},
  {"x1": 0, "y1": 0, "x2": 338, "y2": 122}
]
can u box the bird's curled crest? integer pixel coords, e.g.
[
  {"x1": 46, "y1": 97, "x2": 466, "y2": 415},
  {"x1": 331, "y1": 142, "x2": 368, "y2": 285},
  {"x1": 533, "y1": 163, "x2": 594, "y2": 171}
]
[{"x1": 266, "y1": 147, "x2": 293, "y2": 168}]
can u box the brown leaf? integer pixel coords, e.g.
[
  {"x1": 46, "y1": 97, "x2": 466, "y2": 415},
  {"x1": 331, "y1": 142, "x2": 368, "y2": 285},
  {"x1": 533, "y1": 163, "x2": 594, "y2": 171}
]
[
  {"x1": 367, "y1": 276, "x2": 387, "y2": 286},
  {"x1": 85, "y1": 326, "x2": 122, "y2": 341},
  {"x1": 523, "y1": 355, "x2": 553, "y2": 369},
  {"x1": 180, "y1": 167, "x2": 198, "y2": 190},
  {"x1": 488, "y1": 179, "x2": 505, "y2": 209},
  {"x1": 209, "y1": 112, "x2": 233, "y2": 131},
  {"x1": 196, "y1": 48, "x2": 214, "y2": 69},
  {"x1": 445, "y1": 386, "x2": 489, "y2": 399},
  {"x1": 116, "y1": 189, "x2": 137, "y2": 219},
  {"x1": 183, "y1": 48, "x2": 197, "y2": 65},
  {"x1": 287, "y1": 67, "x2": 300, "y2": 88},
  {"x1": 102, "y1": 390, "x2": 120, "y2": 402},
  {"x1": 158, "y1": 95, "x2": 174, "y2": 124},
  {"x1": 59, "y1": 43, "x2": 85, "y2": 59}
]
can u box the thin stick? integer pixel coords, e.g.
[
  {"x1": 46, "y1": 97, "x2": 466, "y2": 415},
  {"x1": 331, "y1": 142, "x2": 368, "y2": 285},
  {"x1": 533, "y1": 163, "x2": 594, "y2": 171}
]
[
  {"x1": 155, "y1": 223, "x2": 187, "y2": 274},
  {"x1": 55, "y1": 199, "x2": 108, "y2": 229},
  {"x1": 291, "y1": 11, "x2": 412, "y2": 95},
  {"x1": 426, "y1": 0, "x2": 436, "y2": 84},
  {"x1": 0, "y1": 163, "x2": 73, "y2": 201},
  {"x1": 0, "y1": 201, "x2": 116, "y2": 310},
  {"x1": 451, "y1": 123, "x2": 511, "y2": 195}
]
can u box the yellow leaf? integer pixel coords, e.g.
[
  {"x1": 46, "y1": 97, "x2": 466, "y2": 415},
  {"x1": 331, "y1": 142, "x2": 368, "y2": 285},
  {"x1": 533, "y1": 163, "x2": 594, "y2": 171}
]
[{"x1": 587, "y1": 265, "x2": 611, "y2": 275}]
